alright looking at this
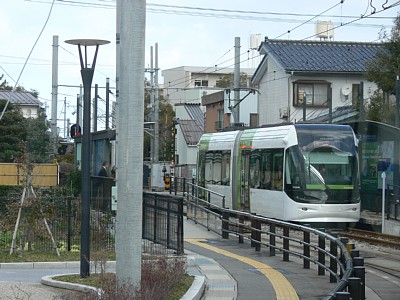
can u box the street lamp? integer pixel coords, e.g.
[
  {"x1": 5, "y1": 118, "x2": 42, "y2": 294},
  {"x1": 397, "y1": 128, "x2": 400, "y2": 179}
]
[{"x1": 65, "y1": 39, "x2": 109, "y2": 278}]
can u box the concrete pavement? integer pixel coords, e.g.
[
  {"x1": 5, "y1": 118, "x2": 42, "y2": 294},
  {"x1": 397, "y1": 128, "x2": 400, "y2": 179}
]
[{"x1": 0, "y1": 217, "x2": 387, "y2": 299}]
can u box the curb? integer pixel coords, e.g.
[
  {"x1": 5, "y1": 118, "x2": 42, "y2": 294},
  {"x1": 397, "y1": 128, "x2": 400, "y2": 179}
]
[
  {"x1": 0, "y1": 261, "x2": 116, "y2": 269},
  {"x1": 180, "y1": 275, "x2": 205, "y2": 300},
  {"x1": 41, "y1": 273, "x2": 205, "y2": 300},
  {"x1": 2, "y1": 261, "x2": 206, "y2": 300},
  {"x1": 41, "y1": 273, "x2": 100, "y2": 295}
]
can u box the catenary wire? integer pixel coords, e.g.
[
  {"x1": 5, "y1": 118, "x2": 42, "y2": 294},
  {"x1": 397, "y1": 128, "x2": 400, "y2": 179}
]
[{"x1": 0, "y1": 0, "x2": 56, "y2": 121}]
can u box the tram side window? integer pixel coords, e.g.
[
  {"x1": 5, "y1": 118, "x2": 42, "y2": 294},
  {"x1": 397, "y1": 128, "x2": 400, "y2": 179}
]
[
  {"x1": 250, "y1": 151, "x2": 261, "y2": 188},
  {"x1": 213, "y1": 152, "x2": 222, "y2": 184},
  {"x1": 272, "y1": 152, "x2": 283, "y2": 190},
  {"x1": 205, "y1": 152, "x2": 213, "y2": 183},
  {"x1": 197, "y1": 152, "x2": 206, "y2": 187},
  {"x1": 222, "y1": 151, "x2": 231, "y2": 185},
  {"x1": 259, "y1": 149, "x2": 284, "y2": 190},
  {"x1": 204, "y1": 151, "x2": 231, "y2": 185},
  {"x1": 285, "y1": 146, "x2": 303, "y2": 189}
]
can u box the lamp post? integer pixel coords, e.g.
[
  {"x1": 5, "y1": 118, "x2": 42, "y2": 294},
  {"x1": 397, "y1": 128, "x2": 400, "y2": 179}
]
[{"x1": 65, "y1": 39, "x2": 109, "y2": 278}]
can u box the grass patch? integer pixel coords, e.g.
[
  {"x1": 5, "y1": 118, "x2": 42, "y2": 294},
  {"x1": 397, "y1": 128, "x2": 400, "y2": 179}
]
[
  {"x1": 53, "y1": 273, "x2": 195, "y2": 300},
  {"x1": 167, "y1": 274, "x2": 195, "y2": 300},
  {"x1": 54, "y1": 273, "x2": 115, "y2": 289}
]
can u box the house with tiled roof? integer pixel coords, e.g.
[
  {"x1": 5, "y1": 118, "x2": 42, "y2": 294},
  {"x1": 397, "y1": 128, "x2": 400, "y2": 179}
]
[
  {"x1": 0, "y1": 90, "x2": 43, "y2": 119},
  {"x1": 174, "y1": 103, "x2": 204, "y2": 178},
  {"x1": 251, "y1": 39, "x2": 382, "y2": 125}
]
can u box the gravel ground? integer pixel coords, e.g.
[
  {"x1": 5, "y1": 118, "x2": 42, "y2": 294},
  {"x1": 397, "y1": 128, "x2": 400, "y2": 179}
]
[{"x1": 0, "y1": 281, "x2": 80, "y2": 300}]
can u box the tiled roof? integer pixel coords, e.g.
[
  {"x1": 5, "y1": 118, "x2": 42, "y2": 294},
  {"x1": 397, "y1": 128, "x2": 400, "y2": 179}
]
[
  {"x1": 177, "y1": 103, "x2": 204, "y2": 145},
  {"x1": 259, "y1": 39, "x2": 382, "y2": 73},
  {"x1": 0, "y1": 91, "x2": 42, "y2": 105},
  {"x1": 179, "y1": 119, "x2": 204, "y2": 145},
  {"x1": 184, "y1": 103, "x2": 204, "y2": 128}
]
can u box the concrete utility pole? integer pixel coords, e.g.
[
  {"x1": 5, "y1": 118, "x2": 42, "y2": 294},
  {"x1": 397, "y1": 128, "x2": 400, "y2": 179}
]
[
  {"x1": 106, "y1": 78, "x2": 110, "y2": 129},
  {"x1": 93, "y1": 84, "x2": 98, "y2": 132},
  {"x1": 154, "y1": 43, "x2": 159, "y2": 164},
  {"x1": 76, "y1": 94, "x2": 80, "y2": 131},
  {"x1": 63, "y1": 97, "x2": 66, "y2": 139},
  {"x1": 396, "y1": 76, "x2": 399, "y2": 128},
  {"x1": 116, "y1": 0, "x2": 146, "y2": 285},
  {"x1": 51, "y1": 35, "x2": 59, "y2": 152},
  {"x1": 150, "y1": 46, "x2": 155, "y2": 164},
  {"x1": 233, "y1": 37, "x2": 241, "y2": 124}
]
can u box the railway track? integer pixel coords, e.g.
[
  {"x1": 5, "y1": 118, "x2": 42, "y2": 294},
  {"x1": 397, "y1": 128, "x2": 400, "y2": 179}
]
[{"x1": 336, "y1": 228, "x2": 400, "y2": 249}]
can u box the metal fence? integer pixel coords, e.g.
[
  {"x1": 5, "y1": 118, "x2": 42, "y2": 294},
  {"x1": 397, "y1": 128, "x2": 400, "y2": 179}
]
[
  {"x1": 142, "y1": 192, "x2": 184, "y2": 255},
  {"x1": 1, "y1": 191, "x2": 184, "y2": 257},
  {"x1": 0, "y1": 194, "x2": 115, "y2": 254},
  {"x1": 386, "y1": 183, "x2": 400, "y2": 221}
]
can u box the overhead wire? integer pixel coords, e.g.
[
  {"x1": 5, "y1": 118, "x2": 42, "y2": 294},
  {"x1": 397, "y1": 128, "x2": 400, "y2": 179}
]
[
  {"x1": 274, "y1": 1, "x2": 342, "y2": 39},
  {"x1": 152, "y1": 0, "x2": 397, "y2": 92},
  {"x1": 14, "y1": 0, "x2": 399, "y2": 123},
  {"x1": 256, "y1": 1, "x2": 398, "y2": 88},
  {"x1": 0, "y1": 0, "x2": 56, "y2": 121},
  {"x1": 15, "y1": 0, "x2": 395, "y2": 91},
  {"x1": 27, "y1": 0, "x2": 397, "y2": 21}
]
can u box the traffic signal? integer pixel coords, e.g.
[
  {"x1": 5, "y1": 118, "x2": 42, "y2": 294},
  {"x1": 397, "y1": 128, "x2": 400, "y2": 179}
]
[{"x1": 70, "y1": 124, "x2": 81, "y2": 138}]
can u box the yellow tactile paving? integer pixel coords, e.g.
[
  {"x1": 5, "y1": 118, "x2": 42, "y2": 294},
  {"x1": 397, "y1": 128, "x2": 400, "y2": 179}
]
[{"x1": 185, "y1": 238, "x2": 299, "y2": 300}]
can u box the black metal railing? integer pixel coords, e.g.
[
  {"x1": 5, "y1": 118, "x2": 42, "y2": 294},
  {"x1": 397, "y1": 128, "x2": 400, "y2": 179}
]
[
  {"x1": 0, "y1": 194, "x2": 115, "y2": 254},
  {"x1": 386, "y1": 183, "x2": 400, "y2": 221},
  {"x1": 181, "y1": 182, "x2": 365, "y2": 300},
  {"x1": 1, "y1": 191, "x2": 184, "y2": 257},
  {"x1": 142, "y1": 192, "x2": 184, "y2": 255}
]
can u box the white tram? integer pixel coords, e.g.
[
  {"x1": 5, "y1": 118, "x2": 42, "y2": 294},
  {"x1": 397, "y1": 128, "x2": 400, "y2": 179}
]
[{"x1": 197, "y1": 124, "x2": 360, "y2": 223}]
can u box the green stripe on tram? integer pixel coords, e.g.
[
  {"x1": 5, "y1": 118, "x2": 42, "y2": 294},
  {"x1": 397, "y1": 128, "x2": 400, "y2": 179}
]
[{"x1": 198, "y1": 134, "x2": 212, "y2": 151}]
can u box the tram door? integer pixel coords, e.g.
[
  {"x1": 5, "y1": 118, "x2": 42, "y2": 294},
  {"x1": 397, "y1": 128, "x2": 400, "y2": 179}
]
[{"x1": 240, "y1": 151, "x2": 250, "y2": 211}]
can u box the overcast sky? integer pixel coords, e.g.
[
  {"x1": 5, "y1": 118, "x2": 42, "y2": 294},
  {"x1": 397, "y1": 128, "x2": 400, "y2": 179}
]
[{"x1": 1, "y1": 0, "x2": 398, "y2": 134}]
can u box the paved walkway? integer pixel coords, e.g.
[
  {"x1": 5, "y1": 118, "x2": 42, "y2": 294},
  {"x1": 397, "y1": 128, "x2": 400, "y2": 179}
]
[{"x1": 0, "y1": 217, "x2": 385, "y2": 300}]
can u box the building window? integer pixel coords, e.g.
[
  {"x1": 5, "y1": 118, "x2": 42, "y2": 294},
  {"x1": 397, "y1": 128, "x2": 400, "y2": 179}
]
[
  {"x1": 293, "y1": 82, "x2": 330, "y2": 107},
  {"x1": 194, "y1": 79, "x2": 209, "y2": 87},
  {"x1": 250, "y1": 113, "x2": 258, "y2": 127},
  {"x1": 215, "y1": 109, "x2": 224, "y2": 130}
]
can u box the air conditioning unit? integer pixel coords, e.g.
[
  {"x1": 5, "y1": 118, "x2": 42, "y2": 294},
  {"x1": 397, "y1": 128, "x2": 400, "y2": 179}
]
[{"x1": 279, "y1": 107, "x2": 288, "y2": 119}]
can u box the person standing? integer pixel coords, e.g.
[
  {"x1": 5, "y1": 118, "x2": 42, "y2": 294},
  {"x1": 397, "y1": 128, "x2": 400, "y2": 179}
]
[
  {"x1": 96, "y1": 161, "x2": 109, "y2": 211},
  {"x1": 98, "y1": 161, "x2": 109, "y2": 177}
]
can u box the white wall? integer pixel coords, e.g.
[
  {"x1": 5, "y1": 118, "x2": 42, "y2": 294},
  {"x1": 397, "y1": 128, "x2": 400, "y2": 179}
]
[
  {"x1": 223, "y1": 91, "x2": 258, "y2": 126},
  {"x1": 257, "y1": 57, "x2": 289, "y2": 126},
  {"x1": 257, "y1": 57, "x2": 378, "y2": 126}
]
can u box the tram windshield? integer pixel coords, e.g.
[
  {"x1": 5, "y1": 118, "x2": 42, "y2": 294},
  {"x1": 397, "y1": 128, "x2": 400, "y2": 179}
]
[{"x1": 285, "y1": 125, "x2": 360, "y2": 204}]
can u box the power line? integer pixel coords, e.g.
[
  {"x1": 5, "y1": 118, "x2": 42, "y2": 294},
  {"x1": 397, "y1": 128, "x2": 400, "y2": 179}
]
[
  {"x1": 26, "y1": 0, "x2": 396, "y2": 24},
  {"x1": 274, "y1": 1, "x2": 342, "y2": 39},
  {"x1": 0, "y1": 0, "x2": 56, "y2": 121}
]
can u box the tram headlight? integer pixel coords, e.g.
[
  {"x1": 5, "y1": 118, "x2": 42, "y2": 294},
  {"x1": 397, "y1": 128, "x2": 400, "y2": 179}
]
[{"x1": 301, "y1": 207, "x2": 308, "y2": 211}]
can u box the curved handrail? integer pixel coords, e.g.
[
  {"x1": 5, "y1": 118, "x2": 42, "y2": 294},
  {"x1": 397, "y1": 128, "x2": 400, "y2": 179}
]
[{"x1": 184, "y1": 182, "x2": 357, "y2": 299}]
